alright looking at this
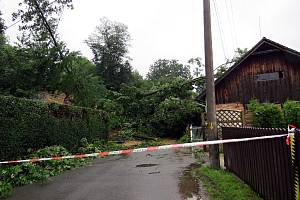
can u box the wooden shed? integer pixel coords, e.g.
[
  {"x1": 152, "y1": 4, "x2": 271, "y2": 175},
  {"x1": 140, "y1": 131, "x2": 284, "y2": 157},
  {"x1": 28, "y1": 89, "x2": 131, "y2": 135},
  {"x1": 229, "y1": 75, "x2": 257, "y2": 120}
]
[{"x1": 199, "y1": 37, "x2": 300, "y2": 106}]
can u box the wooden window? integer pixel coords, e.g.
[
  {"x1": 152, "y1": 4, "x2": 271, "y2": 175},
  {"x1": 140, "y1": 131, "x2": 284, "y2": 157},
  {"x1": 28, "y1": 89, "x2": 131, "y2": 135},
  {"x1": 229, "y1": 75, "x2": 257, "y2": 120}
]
[{"x1": 255, "y1": 71, "x2": 284, "y2": 82}]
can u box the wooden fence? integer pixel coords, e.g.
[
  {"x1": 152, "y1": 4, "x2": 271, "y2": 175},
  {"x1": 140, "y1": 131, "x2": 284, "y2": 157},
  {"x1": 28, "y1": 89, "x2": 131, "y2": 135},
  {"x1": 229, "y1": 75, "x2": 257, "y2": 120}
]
[{"x1": 223, "y1": 127, "x2": 293, "y2": 200}]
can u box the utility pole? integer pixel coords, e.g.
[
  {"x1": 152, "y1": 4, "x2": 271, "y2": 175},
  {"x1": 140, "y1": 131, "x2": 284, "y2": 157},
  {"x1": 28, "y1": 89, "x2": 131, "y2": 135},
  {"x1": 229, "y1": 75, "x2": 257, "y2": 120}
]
[{"x1": 203, "y1": 0, "x2": 220, "y2": 169}]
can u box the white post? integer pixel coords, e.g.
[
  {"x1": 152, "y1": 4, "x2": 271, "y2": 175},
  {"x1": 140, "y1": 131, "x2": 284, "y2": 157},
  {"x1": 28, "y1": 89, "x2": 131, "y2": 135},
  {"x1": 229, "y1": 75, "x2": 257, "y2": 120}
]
[{"x1": 190, "y1": 124, "x2": 193, "y2": 142}]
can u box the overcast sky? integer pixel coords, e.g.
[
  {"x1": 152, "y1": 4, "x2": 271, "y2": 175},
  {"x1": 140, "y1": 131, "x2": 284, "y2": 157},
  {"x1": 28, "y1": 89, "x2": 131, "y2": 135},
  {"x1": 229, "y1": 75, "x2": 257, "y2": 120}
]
[{"x1": 1, "y1": 0, "x2": 300, "y2": 76}]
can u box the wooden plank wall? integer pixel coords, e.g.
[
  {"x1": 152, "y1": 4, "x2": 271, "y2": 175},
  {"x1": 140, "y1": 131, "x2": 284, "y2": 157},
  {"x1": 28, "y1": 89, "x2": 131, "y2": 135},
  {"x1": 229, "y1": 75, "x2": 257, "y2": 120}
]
[
  {"x1": 223, "y1": 127, "x2": 292, "y2": 200},
  {"x1": 215, "y1": 52, "x2": 300, "y2": 104}
]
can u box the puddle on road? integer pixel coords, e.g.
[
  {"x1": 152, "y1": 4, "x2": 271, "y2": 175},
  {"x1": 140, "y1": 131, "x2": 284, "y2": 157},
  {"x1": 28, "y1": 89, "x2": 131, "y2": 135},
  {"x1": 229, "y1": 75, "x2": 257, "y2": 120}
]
[
  {"x1": 136, "y1": 163, "x2": 158, "y2": 168},
  {"x1": 178, "y1": 163, "x2": 208, "y2": 200}
]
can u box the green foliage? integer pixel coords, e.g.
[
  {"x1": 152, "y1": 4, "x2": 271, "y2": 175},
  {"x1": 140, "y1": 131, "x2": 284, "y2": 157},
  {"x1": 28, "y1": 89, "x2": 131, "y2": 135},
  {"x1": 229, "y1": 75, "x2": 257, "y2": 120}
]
[
  {"x1": 214, "y1": 64, "x2": 229, "y2": 79},
  {"x1": 1, "y1": 7, "x2": 203, "y2": 140},
  {"x1": 0, "y1": 145, "x2": 89, "y2": 199},
  {"x1": 253, "y1": 103, "x2": 284, "y2": 128},
  {"x1": 86, "y1": 17, "x2": 133, "y2": 91},
  {"x1": 7, "y1": 0, "x2": 104, "y2": 105},
  {"x1": 193, "y1": 148, "x2": 205, "y2": 158},
  {"x1": 13, "y1": 0, "x2": 73, "y2": 87},
  {"x1": 103, "y1": 99, "x2": 125, "y2": 129},
  {"x1": 1, "y1": 136, "x2": 163, "y2": 199},
  {"x1": 188, "y1": 57, "x2": 206, "y2": 94},
  {"x1": 188, "y1": 57, "x2": 203, "y2": 77},
  {"x1": 0, "y1": 11, "x2": 5, "y2": 35},
  {"x1": 231, "y1": 48, "x2": 248, "y2": 63},
  {"x1": 0, "y1": 95, "x2": 108, "y2": 161},
  {"x1": 249, "y1": 100, "x2": 300, "y2": 128},
  {"x1": 28, "y1": 146, "x2": 88, "y2": 174},
  {"x1": 1, "y1": 163, "x2": 48, "y2": 187},
  {"x1": 0, "y1": 146, "x2": 87, "y2": 189},
  {"x1": 77, "y1": 139, "x2": 128, "y2": 154},
  {"x1": 0, "y1": 37, "x2": 106, "y2": 106},
  {"x1": 130, "y1": 70, "x2": 145, "y2": 87},
  {"x1": 13, "y1": 0, "x2": 73, "y2": 44},
  {"x1": 0, "y1": 131, "x2": 171, "y2": 199},
  {"x1": 152, "y1": 97, "x2": 202, "y2": 137},
  {"x1": 1, "y1": 7, "x2": 204, "y2": 140},
  {"x1": 147, "y1": 59, "x2": 192, "y2": 81},
  {"x1": 283, "y1": 101, "x2": 300, "y2": 127},
  {"x1": 0, "y1": 38, "x2": 34, "y2": 96},
  {"x1": 196, "y1": 167, "x2": 262, "y2": 200},
  {"x1": 0, "y1": 34, "x2": 62, "y2": 97},
  {"x1": 248, "y1": 100, "x2": 285, "y2": 128},
  {"x1": 179, "y1": 131, "x2": 191, "y2": 143},
  {"x1": 248, "y1": 99, "x2": 260, "y2": 112},
  {"x1": 98, "y1": 77, "x2": 203, "y2": 138},
  {"x1": 0, "y1": 181, "x2": 12, "y2": 199},
  {"x1": 214, "y1": 48, "x2": 248, "y2": 79},
  {"x1": 120, "y1": 127, "x2": 135, "y2": 140},
  {"x1": 60, "y1": 54, "x2": 107, "y2": 107}
]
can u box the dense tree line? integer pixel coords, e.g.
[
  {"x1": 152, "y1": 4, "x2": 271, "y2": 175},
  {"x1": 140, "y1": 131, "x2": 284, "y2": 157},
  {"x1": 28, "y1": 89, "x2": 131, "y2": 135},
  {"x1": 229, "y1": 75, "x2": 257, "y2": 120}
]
[{"x1": 0, "y1": 0, "x2": 243, "y2": 138}]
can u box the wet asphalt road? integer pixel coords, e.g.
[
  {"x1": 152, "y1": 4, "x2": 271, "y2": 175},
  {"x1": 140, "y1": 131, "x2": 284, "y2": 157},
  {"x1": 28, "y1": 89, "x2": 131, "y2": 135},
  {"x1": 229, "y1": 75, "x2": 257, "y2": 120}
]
[{"x1": 7, "y1": 148, "x2": 206, "y2": 200}]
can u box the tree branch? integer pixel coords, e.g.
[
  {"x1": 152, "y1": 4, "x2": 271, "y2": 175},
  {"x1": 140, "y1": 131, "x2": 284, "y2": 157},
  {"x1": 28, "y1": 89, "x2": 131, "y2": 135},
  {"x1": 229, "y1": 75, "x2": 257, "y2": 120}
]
[{"x1": 32, "y1": 0, "x2": 71, "y2": 73}]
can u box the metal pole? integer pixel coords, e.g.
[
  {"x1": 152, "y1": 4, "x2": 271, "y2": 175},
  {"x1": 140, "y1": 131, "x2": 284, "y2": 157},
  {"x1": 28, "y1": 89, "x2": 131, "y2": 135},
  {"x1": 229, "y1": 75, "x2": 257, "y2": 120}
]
[{"x1": 203, "y1": 0, "x2": 220, "y2": 168}]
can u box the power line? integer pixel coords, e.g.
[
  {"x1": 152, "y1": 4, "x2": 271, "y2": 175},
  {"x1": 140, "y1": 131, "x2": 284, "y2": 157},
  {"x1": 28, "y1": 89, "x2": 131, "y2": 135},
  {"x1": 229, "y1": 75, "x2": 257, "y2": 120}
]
[
  {"x1": 229, "y1": 0, "x2": 238, "y2": 48},
  {"x1": 212, "y1": 0, "x2": 228, "y2": 62},
  {"x1": 6, "y1": 19, "x2": 21, "y2": 30},
  {"x1": 224, "y1": 0, "x2": 236, "y2": 53},
  {"x1": 259, "y1": 16, "x2": 262, "y2": 38}
]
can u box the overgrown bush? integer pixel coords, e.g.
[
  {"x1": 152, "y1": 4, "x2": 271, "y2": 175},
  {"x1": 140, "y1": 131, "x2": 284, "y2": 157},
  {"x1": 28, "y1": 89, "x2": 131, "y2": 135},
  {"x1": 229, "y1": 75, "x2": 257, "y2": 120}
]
[
  {"x1": 283, "y1": 100, "x2": 300, "y2": 128},
  {"x1": 0, "y1": 181, "x2": 11, "y2": 199},
  {"x1": 0, "y1": 145, "x2": 89, "y2": 199},
  {"x1": 0, "y1": 95, "x2": 108, "y2": 161},
  {"x1": 254, "y1": 103, "x2": 285, "y2": 128},
  {"x1": 248, "y1": 99, "x2": 260, "y2": 112},
  {"x1": 248, "y1": 99, "x2": 300, "y2": 128}
]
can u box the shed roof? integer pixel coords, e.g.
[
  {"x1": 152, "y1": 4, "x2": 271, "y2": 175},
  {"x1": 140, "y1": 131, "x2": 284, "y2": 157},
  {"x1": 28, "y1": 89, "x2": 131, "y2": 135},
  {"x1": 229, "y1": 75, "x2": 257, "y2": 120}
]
[{"x1": 198, "y1": 37, "x2": 300, "y2": 101}]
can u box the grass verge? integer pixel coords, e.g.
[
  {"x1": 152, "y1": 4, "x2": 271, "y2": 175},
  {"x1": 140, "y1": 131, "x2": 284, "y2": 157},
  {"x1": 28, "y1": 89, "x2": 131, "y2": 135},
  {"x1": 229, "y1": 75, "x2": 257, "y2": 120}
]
[{"x1": 194, "y1": 166, "x2": 262, "y2": 200}]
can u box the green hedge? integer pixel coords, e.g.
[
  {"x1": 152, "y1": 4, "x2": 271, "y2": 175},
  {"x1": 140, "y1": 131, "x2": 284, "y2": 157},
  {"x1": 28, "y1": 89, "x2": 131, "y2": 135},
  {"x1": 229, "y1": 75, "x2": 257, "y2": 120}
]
[
  {"x1": 248, "y1": 99, "x2": 300, "y2": 128},
  {"x1": 0, "y1": 95, "x2": 108, "y2": 161},
  {"x1": 283, "y1": 100, "x2": 300, "y2": 127}
]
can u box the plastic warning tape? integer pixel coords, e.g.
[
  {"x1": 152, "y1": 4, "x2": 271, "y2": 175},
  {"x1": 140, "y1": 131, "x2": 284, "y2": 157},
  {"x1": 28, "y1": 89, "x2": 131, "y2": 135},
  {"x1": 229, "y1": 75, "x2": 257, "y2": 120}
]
[
  {"x1": 289, "y1": 127, "x2": 300, "y2": 200},
  {"x1": 0, "y1": 134, "x2": 287, "y2": 164}
]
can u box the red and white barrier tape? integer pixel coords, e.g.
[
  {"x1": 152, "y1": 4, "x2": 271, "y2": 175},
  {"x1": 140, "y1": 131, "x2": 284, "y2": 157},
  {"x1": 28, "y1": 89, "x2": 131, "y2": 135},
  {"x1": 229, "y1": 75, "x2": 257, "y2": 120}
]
[{"x1": 0, "y1": 134, "x2": 287, "y2": 164}]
